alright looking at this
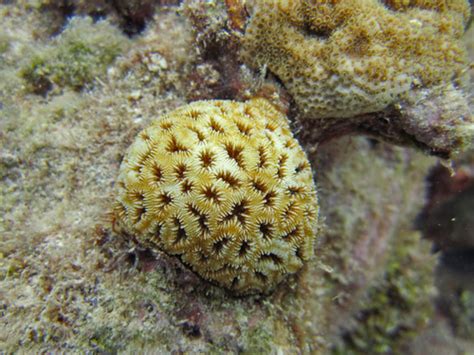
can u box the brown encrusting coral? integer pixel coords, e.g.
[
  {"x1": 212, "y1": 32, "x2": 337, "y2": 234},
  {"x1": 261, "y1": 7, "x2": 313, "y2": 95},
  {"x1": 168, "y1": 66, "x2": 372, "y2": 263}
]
[
  {"x1": 242, "y1": 0, "x2": 470, "y2": 119},
  {"x1": 113, "y1": 98, "x2": 319, "y2": 294}
]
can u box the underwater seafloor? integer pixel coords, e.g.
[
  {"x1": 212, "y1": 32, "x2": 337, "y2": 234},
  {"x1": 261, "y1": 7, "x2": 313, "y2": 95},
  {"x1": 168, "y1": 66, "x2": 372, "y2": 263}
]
[{"x1": 1, "y1": 1, "x2": 473, "y2": 353}]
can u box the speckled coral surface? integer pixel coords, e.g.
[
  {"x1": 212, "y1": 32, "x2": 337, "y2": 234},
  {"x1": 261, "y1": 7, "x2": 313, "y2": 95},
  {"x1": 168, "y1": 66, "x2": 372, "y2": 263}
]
[{"x1": 242, "y1": 0, "x2": 470, "y2": 119}]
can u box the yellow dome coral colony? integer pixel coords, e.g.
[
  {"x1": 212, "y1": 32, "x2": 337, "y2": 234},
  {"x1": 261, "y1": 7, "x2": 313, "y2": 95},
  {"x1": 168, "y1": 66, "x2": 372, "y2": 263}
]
[
  {"x1": 242, "y1": 0, "x2": 470, "y2": 119},
  {"x1": 114, "y1": 98, "x2": 319, "y2": 294}
]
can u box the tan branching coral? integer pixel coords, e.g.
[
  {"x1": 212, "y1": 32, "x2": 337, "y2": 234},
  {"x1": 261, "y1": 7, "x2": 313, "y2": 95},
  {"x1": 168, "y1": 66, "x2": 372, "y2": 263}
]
[
  {"x1": 114, "y1": 98, "x2": 319, "y2": 294},
  {"x1": 242, "y1": 0, "x2": 470, "y2": 119}
]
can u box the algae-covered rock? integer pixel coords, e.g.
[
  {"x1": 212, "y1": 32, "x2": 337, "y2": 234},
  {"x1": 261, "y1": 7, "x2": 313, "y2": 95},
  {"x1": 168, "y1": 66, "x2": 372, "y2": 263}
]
[
  {"x1": 0, "y1": 0, "x2": 472, "y2": 353},
  {"x1": 332, "y1": 231, "x2": 435, "y2": 353},
  {"x1": 19, "y1": 17, "x2": 128, "y2": 93}
]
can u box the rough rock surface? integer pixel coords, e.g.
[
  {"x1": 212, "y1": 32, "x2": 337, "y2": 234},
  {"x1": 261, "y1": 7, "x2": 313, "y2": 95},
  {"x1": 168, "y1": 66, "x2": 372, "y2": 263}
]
[{"x1": 0, "y1": 1, "x2": 472, "y2": 353}]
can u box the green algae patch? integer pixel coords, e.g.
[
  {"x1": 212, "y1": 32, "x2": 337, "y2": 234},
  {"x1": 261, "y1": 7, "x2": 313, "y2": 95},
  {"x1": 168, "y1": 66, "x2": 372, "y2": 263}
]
[
  {"x1": 450, "y1": 289, "x2": 474, "y2": 339},
  {"x1": 20, "y1": 17, "x2": 128, "y2": 93},
  {"x1": 240, "y1": 323, "x2": 273, "y2": 355},
  {"x1": 333, "y1": 231, "x2": 435, "y2": 354},
  {"x1": 0, "y1": 33, "x2": 10, "y2": 55}
]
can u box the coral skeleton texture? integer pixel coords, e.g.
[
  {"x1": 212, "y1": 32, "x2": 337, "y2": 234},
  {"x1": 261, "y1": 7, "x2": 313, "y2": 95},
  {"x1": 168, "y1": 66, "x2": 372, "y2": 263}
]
[
  {"x1": 114, "y1": 98, "x2": 319, "y2": 294},
  {"x1": 242, "y1": 0, "x2": 470, "y2": 119}
]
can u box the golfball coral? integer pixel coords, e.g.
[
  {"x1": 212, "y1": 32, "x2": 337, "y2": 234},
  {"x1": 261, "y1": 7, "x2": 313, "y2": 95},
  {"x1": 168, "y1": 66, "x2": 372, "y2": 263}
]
[
  {"x1": 242, "y1": 0, "x2": 470, "y2": 119},
  {"x1": 114, "y1": 98, "x2": 319, "y2": 294}
]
